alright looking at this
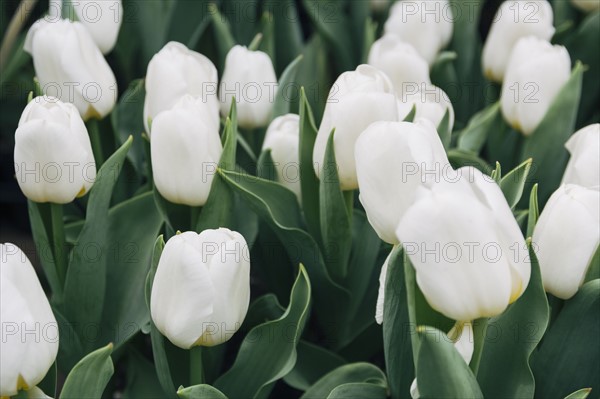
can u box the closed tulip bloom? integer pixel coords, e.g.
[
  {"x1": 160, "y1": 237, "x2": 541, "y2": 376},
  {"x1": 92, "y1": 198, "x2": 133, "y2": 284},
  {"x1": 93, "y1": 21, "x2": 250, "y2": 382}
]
[
  {"x1": 313, "y1": 65, "x2": 399, "y2": 190},
  {"x1": 150, "y1": 229, "x2": 251, "y2": 348},
  {"x1": 571, "y1": 0, "x2": 600, "y2": 12},
  {"x1": 532, "y1": 185, "x2": 599, "y2": 299},
  {"x1": 562, "y1": 124, "x2": 600, "y2": 188},
  {"x1": 397, "y1": 167, "x2": 530, "y2": 321},
  {"x1": 72, "y1": 0, "x2": 123, "y2": 54},
  {"x1": 501, "y1": 36, "x2": 571, "y2": 135},
  {"x1": 368, "y1": 35, "x2": 431, "y2": 93},
  {"x1": 144, "y1": 42, "x2": 219, "y2": 134},
  {"x1": 151, "y1": 95, "x2": 222, "y2": 206},
  {"x1": 384, "y1": 0, "x2": 453, "y2": 65},
  {"x1": 24, "y1": 19, "x2": 117, "y2": 120},
  {"x1": 262, "y1": 114, "x2": 301, "y2": 201},
  {"x1": 1, "y1": 243, "x2": 59, "y2": 397},
  {"x1": 219, "y1": 45, "x2": 277, "y2": 129},
  {"x1": 482, "y1": 0, "x2": 554, "y2": 82},
  {"x1": 355, "y1": 119, "x2": 449, "y2": 244},
  {"x1": 14, "y1": 97, "x2": 96, "y2": 204},
  {"x1": 397, "y1": 85, "x2": 454, "y2": 131}
]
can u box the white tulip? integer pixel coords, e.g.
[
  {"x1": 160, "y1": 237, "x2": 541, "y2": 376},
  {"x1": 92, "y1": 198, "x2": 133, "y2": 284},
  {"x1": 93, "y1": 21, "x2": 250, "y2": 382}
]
[
  {"x1": 144, "y1": 42, "x2": 219, "y2": 134},
  {"x1": 532, "y1": 185, "x2": 599, "y2": 299},
  {"x1": 482, "y1": 0, "x2": 555, "y2": 82},
  {"x1": 501, "y1": 36, "x2": 571, "y2": 135},
  {"x1": 151, "y1": 95, "x2": 222, "y2": 206},
  {"x1": 219, "y1": 45, "x2": 278, "y2": 129},
  {"x1": 384, "y1": 0, "x2": 453, "y2": 65},
  {"x1": 368, "y1": 35, "x2": 431, "y2": 93},
  {"x1": 24, "y1": 19, "x2": 117, "y2": 120},
  {"x1": 71, "y1": 0, "x2": 123, "y2": 54},
  {"x1": 1, "y1": 243, "x2": 59, "y2": 397},
  {"x1": 14, "y1": 97, "x2": 96, "y2": 204},
  {"x1": 150, "y1": 229, "x2": 251, "y2": 349},
  {"x1": 397, "y1": 167, "x2": 530, "y2": 321},
  {"x1": 355, "y1": 119, "x2": 449, "y2": 244},
  {"x1": 562, "y1": 124, "x2": 600, "y2": 188},
  {"x1": 262, "y1": 114, "x2": 301, "y2": 201},
  {"x1": 571, "y1": 0, "x2": 600, "y2": 12},
  {"x1": 397, "y1": 84, "x2": 454, "y2": 131},
  {"x1": 313, "y1": 65, "x2": 399, "y2": 191}
]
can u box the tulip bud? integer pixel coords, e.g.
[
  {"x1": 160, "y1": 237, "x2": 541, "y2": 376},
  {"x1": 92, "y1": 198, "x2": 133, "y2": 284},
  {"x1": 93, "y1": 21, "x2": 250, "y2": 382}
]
[
  {"x1": 24, "y1": 19, "x2": 117, "y2": 120},
  {"x1": 368, "y1": 35, "x2": 431, "y2": 93},
  {"x1": 397, "y1": 85, "x2": 454, "y2": 131},
  {"x1": 144, "y1": 42, "x2": 219, "y2": 134},
  {"x1": 501, "y1": 36, "x2": 571, "y2": 135},
  {"x1": 14, "y1": 97, "x2": 96, "y2": 204},
  {"x1": 562, "y1": 124, "x2": 600, "y2": 188},
  {"x1": 72, "y1": 0, "x2": 123, "y2": 54},
  {"x1": 482, "y1": 0, "x2": 555, "y2": 83},
  {"x1": 1, "y1": 243, "x2": 59, "y2": 397},
  {"x1": 355, "y1": 119, "x2": 449, "y2": 244},
  {"x1": 151, "y1": 95, "x2": 222, "y2": 206},
  {"x1": 532, "y1": 185, "x2": 599, "y2": 300},
  {"x1": 219, "y1": 45, "x2": 277, "y2": 129},
  {"x1": 150, "y1": 229, "x2": 251, "y2": 349},
  {"x1": 262, "y1": 114, "x2": 301, "y2": 201},
  {"x1": 384, "y1": 0, "x2": 453, "y2": 65},
  {"x1": 397, "y1": 167, "x2": 530, "y2": 321},
  {"x1": 571, "y1": 0, "x2": 600, "y2": 12},
  {"x1": 313, "y1": 65, "x2": 399, "y2": 191}
]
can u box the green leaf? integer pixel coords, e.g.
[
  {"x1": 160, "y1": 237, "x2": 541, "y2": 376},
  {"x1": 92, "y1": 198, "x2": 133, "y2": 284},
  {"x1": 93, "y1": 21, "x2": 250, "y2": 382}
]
[
  {"x1": 499, "y1": 158, "x2": 533, "y2": 209},
  {"x1": 430, "y1": 51, "x2": 458, "y2": 101},
  {"x1": 327, "y1": 383, "x2": 387, "y2": 399},
  {"x1": 258, "y1": 13, "x2": 274, "y2": 59},
  {"x1": 402, "y1": 104, "x2": 417, "y2": 123},
  {"x1": 564, "y1": 388, "x2": 593, "y2": 399},
  {"x1": 477, "y1": 239, "x2": 549, "y2": 398},
  {"x1": 490, "y1": 162, "x2": 502, "y2": 183},
  {"x1": 362, "y1": 18, "x2": 377, "y2": 64},
  {"x1": 417, "y1": 327, "x2": 483, "y2": 398},
  {"x1": 242, "y1": 294, "x2": 286, "y2": 331},
  {"x1": 214, "y1": 266, "x2": 312, "y2": 398},
  {"x1": 122, "y1": 349, "x2": 170, "y2": 399},
  {"x1": 437, "y1": 108, "x2": 452, "y2": 150},
  {"x1": 382, "y1": 246, "x2": 414, "y2": 398},
  {"x1": 284, "y1": 340, "x2": 347, "y2": 391},
  {"x1": 521, "y1": 62, "x2": 584, "y2": 203},
  {"x1": 584, "y1": 245, "x2": 600, "y2": 283},
  {"x1": 272, "y1": 55, "x2": 304, "y2": 118},
  {"x1": 319, "y1": 130, "x2": 352, "y2": 282},
  {"x1": 299, "y1": 87, "x2": 322, "y2": 243},
  {"x1": 59, "y1": 343, "x2": 114, "y2": 399},
  {"x1": 533, "y1": 280, "x2": 600, "y2": 398},
  {"x1": 63, "y1": 137, "x2": 132, "y2": 350},
  {"x1": 177, "y1": 385, "x2": 228, "y2": 399},
  {"x1": 448, "y1": 148, "x2": 492, "y2": 174},
  {"x1": 301, "y1": 363, "x2": 387, "y2": 399},
  {"x1": 271, "y1": 0, "x2": 303, "y2": 74},
  {"x1": 209, "y1": 3, "x2": 236, "y2": 68},
  {"x1": 53, "y1": 306, "x2": 84, "y2": 371},
  {"x1": 526, "y1": 184, "x2": 539, "y2": 238},
  {"x1": 457, "y1": 103, "x2": 502, "y2": 154}
]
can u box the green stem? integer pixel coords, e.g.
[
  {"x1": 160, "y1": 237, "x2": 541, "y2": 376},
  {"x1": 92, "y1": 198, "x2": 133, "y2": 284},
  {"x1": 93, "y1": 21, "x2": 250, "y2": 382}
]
[
  {"x1": 50, "y1": 202, "x2": 67, "y2": 288},
  {"x1": 248, "y1": 33, "x2": 263, "y2": 51},
  {"x1": 403, "y1": 252, "x2": 420, "y2": 367},
  {"x1": 469, "y1": 318, "x2": 489, "y2": 376},
  {"x1": 190, "y1": 206, "x2": 200, "y2": 232},
  {"x1": 87, "y1": 119, "x2": 104, "y2": 167},
  {"x1": 190, "y1": 346, "x2": 205, "y2": 386}
]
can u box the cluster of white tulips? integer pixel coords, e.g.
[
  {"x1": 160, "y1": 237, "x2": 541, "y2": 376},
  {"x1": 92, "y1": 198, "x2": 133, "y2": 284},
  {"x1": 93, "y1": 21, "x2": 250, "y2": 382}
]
[{"x1": 2, "y1": 0, "x2": 599, "y2": 397}]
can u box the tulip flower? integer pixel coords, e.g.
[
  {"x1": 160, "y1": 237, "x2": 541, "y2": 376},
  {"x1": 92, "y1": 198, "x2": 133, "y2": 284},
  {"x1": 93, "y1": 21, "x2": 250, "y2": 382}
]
[
  {"x1": 571, "y1": 0, "x2": 600, "y2": 12},
  {"x1": 384, "y1": 0, "x2": 453, "y2": 65},
  {"x1": 262, "y1": 114, "x2": 302, "y2": 201},
  {"x1": 150, "y1": 229, "x2": 251, "y2": 348},
  {"x1": 562, "y1": 124, "x2": 600, "y2": 188},
  {"x1": 355, "y1": 119, "x2": 449, "y2": 244},
  {"x1": 151, "y1": 95, "x2": 222, "y2": 206},
  {"x1": 532, "y1": 185, "x2": 599, "y2": 299},
  {"x1": 397, "y1": 85, "x2": 454, "y2": 131},
  {"x1": 144, "y1": 42, "x2": 219, "y2": 134},
  {"x1": 482, "y1": 0, "x2": 555, "y2": 83},
  {"x1": 1, "y1": 243, "x2": 59, "y2": 397},
  {"x1": 71, "y1": 0, "x2": 123, "y2": 54},
  {"x1": 24, "y1": 19, "x2": 117, "y2": 120},
  {"x1": 368, "y1": 35, "x2": 431, "y2": 93},
  {"x1": 501, "y1": 36, "x2": 571, "y2": 135},
  {"x1": 313, "y1": 65, "x2": 399, "y2": 191},
  {"x1": 219, "y1": 45, "x2": 278, "y2": 129},
  {"x1": 14, "y1": 97, "x2": 96, "y2": 204},
  {"x1": 397, "y1": 167, "x2": 530, "y2": 321}
]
